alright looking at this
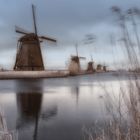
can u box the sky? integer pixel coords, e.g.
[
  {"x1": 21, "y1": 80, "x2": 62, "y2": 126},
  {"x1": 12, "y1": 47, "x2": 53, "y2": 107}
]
[{"x1": 0, "y1": 0, "x2": 140, "y2": 70}]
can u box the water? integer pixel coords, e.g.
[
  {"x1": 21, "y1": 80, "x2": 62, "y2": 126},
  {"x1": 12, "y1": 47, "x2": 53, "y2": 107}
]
[{"x1": 0, "y1": 72, "x2": 134, "y2": 140}]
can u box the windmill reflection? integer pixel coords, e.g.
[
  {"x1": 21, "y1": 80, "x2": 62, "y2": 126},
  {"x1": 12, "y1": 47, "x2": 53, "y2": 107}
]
[
  {"x1": 16, "y1": 79, "x2": 57, "y2": 140},
  {"x1": 71, "y1": 86, "x2": 80, "y2": 105}
]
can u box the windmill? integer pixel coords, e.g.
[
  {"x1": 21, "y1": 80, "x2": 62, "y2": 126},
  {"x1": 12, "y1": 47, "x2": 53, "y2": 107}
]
[
  {"x1": 103, "y1": 64, "x2": 108, "y2": 72},
  {"x1": 14, "y1": 4, "x2": 56, "y2": 71},
  {"x1": 87, "y1": 55, "x2": 95, "y2": 73},
  {"x1": 96, "y1": 64, "x2": 103, "y2": 72},
  {"x1": 68, "y1": 44, "x2": 86, "y2": 75}
]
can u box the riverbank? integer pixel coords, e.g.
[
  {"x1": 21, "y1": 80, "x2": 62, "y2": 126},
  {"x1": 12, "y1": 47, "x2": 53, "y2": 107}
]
[
  {"x1": 0, "y1": 70, "x2": 98, "y2": 79},
  {"x1": 0, "y1": 70, "x2": 70, "y2": 79},
  {"x1": 0, "y1": 70, "x2": 133, "y2": 80}
]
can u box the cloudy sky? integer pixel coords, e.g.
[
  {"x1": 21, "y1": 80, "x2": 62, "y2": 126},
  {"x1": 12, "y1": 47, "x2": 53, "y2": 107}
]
[{"x1": 0, "y1": 0, "x2": 140, "y2": 70}]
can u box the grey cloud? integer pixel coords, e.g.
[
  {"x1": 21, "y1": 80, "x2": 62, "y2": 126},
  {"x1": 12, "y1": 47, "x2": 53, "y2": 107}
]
[{"x1": 0, "y1": 0, "x2": 139, "y2": 69}]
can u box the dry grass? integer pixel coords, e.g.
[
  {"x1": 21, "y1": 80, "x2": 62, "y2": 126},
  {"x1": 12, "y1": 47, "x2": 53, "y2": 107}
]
[
  {"x1": 82, "y1": 6, "x2": 140, "y2": 140},
  {"x1": 82, "y1": 76, "x2": 140, "y2": 140}
]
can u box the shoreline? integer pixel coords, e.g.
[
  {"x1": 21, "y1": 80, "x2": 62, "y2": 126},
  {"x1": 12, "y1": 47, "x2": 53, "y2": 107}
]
[
  {"x1": 0, "y1": 70, "x2": 133, "y2": 80},
  {"x1": 0, "y1": 70, "x2": 101, "y2": 80}
]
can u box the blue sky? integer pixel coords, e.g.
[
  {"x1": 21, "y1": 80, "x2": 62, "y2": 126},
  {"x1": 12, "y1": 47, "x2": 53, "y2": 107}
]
[{"x1": 0, "y1": 0, "x2": 140, "y2": 70}]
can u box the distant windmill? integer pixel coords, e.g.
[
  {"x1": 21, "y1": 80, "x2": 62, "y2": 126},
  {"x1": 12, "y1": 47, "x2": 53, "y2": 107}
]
[
  {"x1": 103, "y1": 64, "x2": 108, "y2": 72},
  {"x1": 87, "y1": 55, "x2": 95, "y2": 73},
  {"x1": 68, "y1": 44, "x2": 86, "y2": 75},
  {"x1": 96, "y1": 64, "x2": 103, "y2": 71},
  {"x1": 14, "y1": 4, "x2": 56, "y2": 71}
]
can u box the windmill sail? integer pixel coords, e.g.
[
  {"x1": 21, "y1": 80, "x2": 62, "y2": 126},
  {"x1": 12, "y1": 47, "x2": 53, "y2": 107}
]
[
  {"x1": 15, "y1": 26, "x2": 30, "y2": 35},
  {"x1": 32, "y1": 4, "x2": 38, "y2": 35}
]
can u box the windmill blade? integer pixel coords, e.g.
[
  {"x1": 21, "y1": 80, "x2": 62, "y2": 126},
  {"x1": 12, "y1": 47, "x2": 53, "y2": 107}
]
[
  {"x1": 32, "y1": 4, "x2": 38, "y2": 35},
  {"x1": 16, "y1": 30, "x2": 27, "y2": 35},
  {"x1": 39, "y1": 36, "x2": 57, "y2": 42},
  {"x1": 15, "y1": 26, "x2": 29, "y2": 35}
]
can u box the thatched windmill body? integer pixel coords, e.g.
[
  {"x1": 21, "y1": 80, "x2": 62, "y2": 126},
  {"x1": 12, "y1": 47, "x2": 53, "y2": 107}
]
[
  {"x1": 68, "y1": 44, "x2": 86, "y2": 75},
  {"x1": 87, "y1": 55, "x2": 95, "y2": 73},
  {"x1": 14, "y1": 5, "x2": 56, "y2": 71}
]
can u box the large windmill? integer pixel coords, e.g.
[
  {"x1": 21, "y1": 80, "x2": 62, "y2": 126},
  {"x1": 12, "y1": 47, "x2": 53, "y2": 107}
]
[
  {"x1": 14, "y1": 4, "x2": 56, "y2": 71},
  {"x1": 68, "y1": 44, "x2": 86, "y2": 75}
]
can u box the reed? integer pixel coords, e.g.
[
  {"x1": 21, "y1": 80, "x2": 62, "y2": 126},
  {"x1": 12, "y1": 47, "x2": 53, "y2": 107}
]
[{"x1": 83, "y1": 6, "x2": 140, "y2": 140}]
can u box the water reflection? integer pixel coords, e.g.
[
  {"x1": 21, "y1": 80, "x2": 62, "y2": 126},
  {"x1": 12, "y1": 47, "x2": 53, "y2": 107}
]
[
  {"x1": 16, "y1": 80, "x2": 57, "y2": 140},
  {"x1": 0, "y1": 73, "x2": 126, "y2": 140},
  {"x1": 70, "y1": 86, "x2": 80, "y2": 105}
]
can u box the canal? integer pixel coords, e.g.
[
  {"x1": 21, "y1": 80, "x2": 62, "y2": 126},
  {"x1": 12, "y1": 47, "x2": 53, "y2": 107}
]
[{"x1": 0, "y1": 72, "x2": 134, "y2": 140}]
